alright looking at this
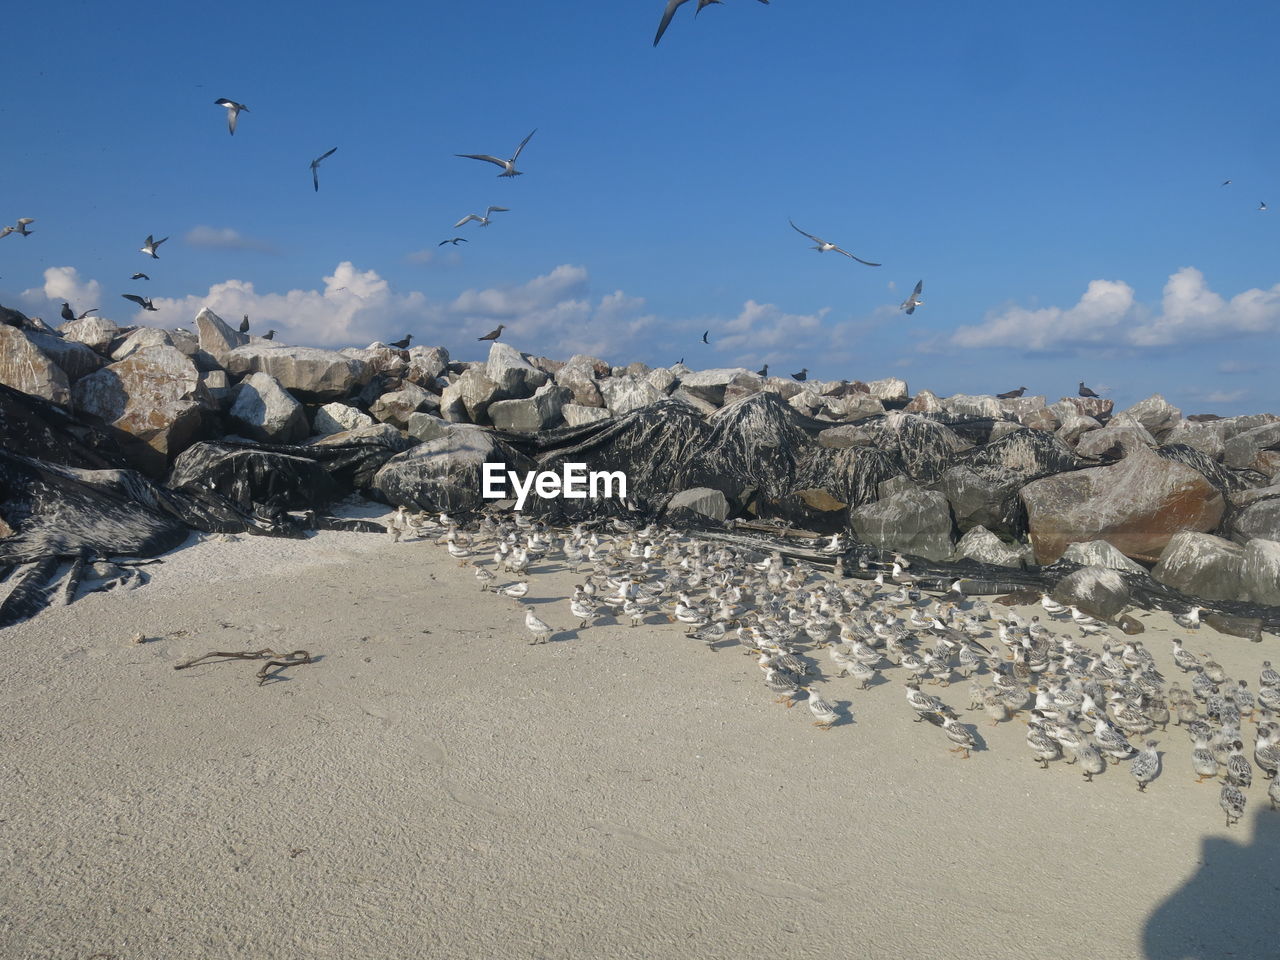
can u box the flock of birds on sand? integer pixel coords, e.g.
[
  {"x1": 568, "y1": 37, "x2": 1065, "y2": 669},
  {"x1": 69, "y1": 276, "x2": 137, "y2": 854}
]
[{"x1": 379, "y1": 507, "x2": 1280, "y2": 829}]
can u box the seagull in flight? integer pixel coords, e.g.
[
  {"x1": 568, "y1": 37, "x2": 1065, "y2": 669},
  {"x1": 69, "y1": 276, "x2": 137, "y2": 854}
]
[
  {"x1": 121, "y1": 294, "x2": 158, "y2": 312},
  {"x1": 454, "y1": 206, "x2": 509, "y2": 228},
  {"x1": 140, "y1": 234, "x2": 168, "y2": 258},
  {"x1": 1221, "y1": 179, "x2": 1232, "y2": 186},
  {"x1": 789, "y1": 219, "x2": 881, "y2": 266},
  {"x1": 653, "y1": 0, "x2": 770, "y2": 47},
  {"x1": 456, "y1": 129, "x2": 536, "y2": 178},
  {"x1": 439, "y1": 237, "x2": 469, "y2": 245},
  {"x1": 214, "y1": 98, "x2": 249, "y2": 135},
  {"x1": 1261, "y1": 201, "x2": 1269, "y2": 212},
  {"x1": 900, "y1": 279, "x2": 924, "y2": 315},
  {"x1": 310, "y1": 147, "x2": 337, "y2": 192},
  {"x1": 701, "y1": 330, "x2": 710, "y2": 344},
  {"x1": 0, "y1": 218, "x2": 35, "y2": 238},
  {"x1": 131, "y1": 272, "x2": 150, "y2": 280}
]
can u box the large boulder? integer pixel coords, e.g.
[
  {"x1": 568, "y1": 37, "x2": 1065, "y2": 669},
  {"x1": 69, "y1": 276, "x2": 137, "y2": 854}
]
[
  {"x1": 372, "y1": 426, "x2": 534, "y2": 514},
  {"x1": 1056, "y1": 414, "x2": 1101, "y2": 446},
  {"x1": 486, "y1": 342, "x2": 548, "y2": 397},
  {"x1": 24, "y1": 330, "x2": 103, "y2": 383},
  {"x1": 1223, "y1": 421, "x2": 1280, "y2": 471},
  {"x1": 439, "y1": 365, "x2": 502, "y2": 423},
  {"x1": 405, "y1": 411, "x2": 453, "y2": 443},
  {"x1": 1051, "y1": 565, "x2": 1131, "y2": 619},
  {"x1": 0, "y1": 325, "x2": 72, "y2": 405},
  {"x1": 672, "y1": 388, "x2": 719, "y2": 416},
  {"x1": 556, "y1": 355, "x2": 607, "y2": 407},
  {"x1": 562, "y1": 403, "x2": 611, "y2": 427},
  {"x1": 952, "y1": 525, "x2": 1032, "y2": 567},
  {"x1": 1074, "y1": 415, "x2": 1156, "y2": 459},
  {"x1": 59, "y1": 315, "x2": 119, "y2": 353},
  {"x1": 942, "y1": 393, "x2": 1004, "y2": 419},
  {"x1": 1059, "y1": 540, "x2": 1148, "y2": 574},
  {"x1": 313, "y1": 402, "x2": 376, "y2": 436},
  {"x1": 193, "y1": 307, "x2": 248, "y2": 363},
  {"x1": 224, "y1": 342, "x2": 371, "y2": 402},
  {"x1": 369, "y1": 381, "x2": 439, "y2": 429},
  {"x1": 1020, "y1": 443, "x2": 1225, "y2": 564},
  {"x1": 759, "y1": 376, "x2": 805, "y2": 401},
  {"x1": 600, "y1": 376, "x2": 665, "y2": 416},
  {"x1": 1230, "y1": 497, "x2": 1280, "y2": 544},
  {"x1": 489, "y1": 382, "x2": 567, "y2": 432},
  {"x1": 858, "y1": 412, "x2": 971, "y2": 484},
  {"x1": 229, "y1": 372, "x2": 309, "y2": 444},
  {"x1": 1151, "y1": 531, "x2": 1246, "y2": 601},
  {"x1": 1119, "y1": 394, "x2": 1181, "y2": 439},
  {"x1": 405, "y1": 345, "x2": 450, "y2": 386},
  {"x1": 1240, "y1": 539, "x2": 1280, "y2": 606},
  {"x1": 665, "y1": 487, "x2": 730, "y2": 522},
  {"x1": 110, "y1": 327, "x2": 173, "y2": 363},
  {"x1": 70, "y1": 345, "x2": 210, "y2": 473},
  {"x1": 1051, "y1": 396, "x2": 1114, "y2": 421},
  {"x1": 1163, "y1": 419, "x2": 1227, "y2": 461},
  {"x1": 817, "y1": 423, "x2": 876, "y2": 449},
  {"x1": 646, "y1": 367, "x2": 678, "y2": 397},
  {"x1": 850, "y1": 484, "x2": 955, "y2": 562},
  {"x1": 903, "y1": 389, "x2": 944, "y2": 415},
  {"x1": 867, "y1": 377, "x2": 908, "y2": 402},
  {"x1": 825, "y1": 392, "x2": 884, "y2": 421},
  {"x1": 677, "y1": 368, "x2": 754, "y2": 407}
]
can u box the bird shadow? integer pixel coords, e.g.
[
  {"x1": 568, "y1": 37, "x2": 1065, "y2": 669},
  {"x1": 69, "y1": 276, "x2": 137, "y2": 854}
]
[
  {"x1": 522, "y1": 596, "x2": 560, "y2": 606},
  {"x1": 1142, "y1": 806, "x2": 1280, "y2": 959}
]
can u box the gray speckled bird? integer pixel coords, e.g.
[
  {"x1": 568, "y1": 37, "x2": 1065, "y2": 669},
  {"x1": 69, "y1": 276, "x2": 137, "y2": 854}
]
[
  {"x1": 1221, "y1": 781, "x2": 1247, "y2": 827},
  {"x1": 1130, "y1": 740, "x2": 1161, "y2": 792}
]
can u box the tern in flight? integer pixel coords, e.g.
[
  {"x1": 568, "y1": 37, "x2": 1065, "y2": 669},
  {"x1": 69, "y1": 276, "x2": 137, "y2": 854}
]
[
  {"x1": 130, "y1": 272, "x2": 150, "y2": 280},
  {"x1": 140, "y1": 234, "x2": 168, "y2": 258},
  {"x1": 653, "y1": 0, "x2": 770, "y2": 47},
  {"x1": 788, "y1": 220, "x2": 880, "y2": 266},
  {"x1": 121, "y1": 294, "x2": 158, "y2": 312},
  {"x1": 214, "y1": 98, "x2": 249, "y2": 135},
  {"x1": 0, "y1": 218, "x2": 35, "y2": 238},
  {"x1": 900, "y1": 280, "x2": 924, "y2": 315},
  {"x1": 454, "y1": 206, "x2": 509, "y2": 228},
  {"x1": 310, "y1": 147, "x2": 338, "y2": 192},
  {"x1": 439, "y1": 237, "x2": 469, "y2": 245},
  {"x1": 456, "y1": 129, "x2": 536, "y2": 178}
]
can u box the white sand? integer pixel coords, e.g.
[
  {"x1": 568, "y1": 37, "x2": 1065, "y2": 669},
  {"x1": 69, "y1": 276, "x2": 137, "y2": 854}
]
[{"x1": 2, "y1": 512, "x2": 1279, "y2": 959}]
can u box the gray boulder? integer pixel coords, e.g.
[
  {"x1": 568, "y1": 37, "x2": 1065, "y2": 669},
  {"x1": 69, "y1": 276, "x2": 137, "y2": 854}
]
[
  {"x1": 193, "y1": 307, "x2": 248, "y2": 363},
  {"x1": 0, "y1": 324, "x2": 71, "y2": 405},
  {"x1": 867, "y1": 377, "x2": 908, "y2": 402},
  {"x1": 1163, "y1": 419, "x2": 1227, "y2": 461},
  {"x1": 59, "y1": 314, "x2": 119, "y2": 353},
  {"x1": 556, "y1": 355, "x2": 608, "y2": 406},
  {"x1": 903, "y1": 389, "x2": 944, "y2": 414},
  {"x1": 406, "y1": 411, "x2": 453, "y2": 443},
  {"x1": 665, "y1": 487, "x2": 730, "y2": 522},
  {"x1": 199, "y1": 370, "x2": 233, "y2": 409},
  {"x1": 369, "y1": 381, "x2": 439, "y2": 429},
  {"x1": 1060, "y1": 540, "x2": 1148, "y2": 575},
  {"x1": 1074, "y1": 415, "x2": 1156, "y2": 459},
  {"x1": 405, "y1": 345, "x2": 450, "y2": 386},
  {"x1": 225, "y1": 342, "x2": 371, "y2": 402},
  {"x1": 1056, "y1": 414, "x2": 1101, "y2": 446},
  {"x1": 645, "y1": 367, "x2": 678, "y2": 397},
  {"x1": 600, "y1": 376, "x2": 664, "y2": 415},
  {"x1": 850, "y1": 484, "x2": 954, "y2": 562},
  {"x1": 486, "y1": 342, "x2": 548, "y2": 397},
  {"x1": 1120, "y1": 394, "x2": 1181, "y2": 438},
  {"x1": 672, "y1": 388, "x2": 719, "y2": 416},
  {"x1": 818, "y1": 424, "x2": 876, "y2": 449},
  {"x1": 313, "y1": 402, "x2": 376, "y2": 436},
  {"x1": 110, "y1": 327, "x2": 173, "y2": 363},
  {"x1": 678, "y1": 368, "x2": 753, "y2": 406},
  {"x1": 1240, "y1": 539, "x2": 1280, "y2": 606},
  {"x1": 825, "y1": 393, "x2": 885, "y2": 421},
  {"x1": 1051, "y1": 396, "x2": 1114, "y2": 421},
  {"x1": 229, "y1": 372, "x2": 309, "y2": 444},
  {"x1": 1151, "y1": 532, "x2": 1245, "y2": 601},
  {"x1": 488, "y1": 382, "x2": 566, "y2": 432},
  {"x1": 1230, "y1": 497, "x2": 1280, "y2": 544},
  {"x1": 943, "y1": 393, "x2": 1004, "y2": 419},
  {"x1": 759, "y1": 376, "x2": 805, "y2": 401},
  {"x1": 952, "y1": 525, "x2": 1032, "y2": 568},
  {"x1": 1223, "y1": 421, "x2": 1280, "y2": 471},
  {"x1": 1051, "y1": 565, "x2": 1132, "y2": 619},
  {"x1": 562, "y1": 403, "x2": 612, "y2": 427},
  {"x1": 25, "y1": 329, "x2": 103, "y2": 382},
  {"x1": 439, "y1": 365, "x2": 502, "y2": 423}
]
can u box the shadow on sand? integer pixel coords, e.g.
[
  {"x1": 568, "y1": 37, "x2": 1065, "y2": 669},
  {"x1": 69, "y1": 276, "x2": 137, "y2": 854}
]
[{"x1": 1143, "y1": 806, "x2": 1280, "y2": 959}]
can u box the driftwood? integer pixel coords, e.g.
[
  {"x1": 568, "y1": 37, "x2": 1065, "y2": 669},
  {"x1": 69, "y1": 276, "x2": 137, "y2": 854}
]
[{"x1": 173, "y1": 648, "x2": 315, "y2": 685}]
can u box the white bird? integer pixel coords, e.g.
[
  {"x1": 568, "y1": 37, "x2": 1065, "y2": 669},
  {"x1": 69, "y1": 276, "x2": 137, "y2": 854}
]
[
  {"x1": 788, "y1": 219, "x2": 880, "y2": 266},
  {"x1": 214, "y1": 98, "x2": 249, "y2": 135},
  {"x1": 524, "y1": 607, "x2": 553, "y2": 644},
  {"x1": 899, "y1": 279, "x2": 923, "y2": 315},
  {"x1": 455, "y1": 206, "x2": 510, "y2": 228},
  {"x1": 139, "y1": 234, "x2": 168, "y2": 258},
  {"x1": 310, "y1": 147, "x2": 338, "y2": 192},
  {"x1": 0, "y1": 218, "x2": 35, "y2": 238},
  {"x1": 456, "y1": 129, "x2": 536, "y2": 178},
  {"x1": 499, "y1": 581, "x2": 529, "y2": 599}
]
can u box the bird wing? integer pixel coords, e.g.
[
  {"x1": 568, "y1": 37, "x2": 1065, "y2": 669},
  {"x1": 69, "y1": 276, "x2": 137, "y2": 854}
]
[
  {"x1": 912, "y1": 279, "x2": 923, "y2": 296},
  {"x1": 17, "y1": 218, "x2": 34, "y2": 225},
  {"x1": 438, "y1": 239, "x2": 451, "y2": 245},
  {"x1": 315, "y1": 147, "x2": 338, "y2": 163},
  {"x1": 902, "y1": 304, "x2": 916, "y2": 315},
  {"x1": 0, "y1": 227, "x2": 13, "y2": 238},
  {"x1": 511, "y1": 129, "x2": 537, "y2": 162},
  {"x1": 143, "y1": 235, "x2": 154, "y2": 246},
  {"x1": 831, "y1": 246, "x2": 881, "y2": 266},
  {"x1": 121, "y1": 294, "x2": 146, "y2": 306},
  {"x1": 455, "y1": 214, "x2": 482, "y2": 228},
  {"x1": 486, "y1": 206, "x2": 510, "y2": 215},
  {"x1": 788, "y1": 219, "x2": 823, "y2": 244},
  {"x1": 227, "y1": 106, "x2": 238, "y2": 135},
  {"x1": 654, "y1": 0, "x2": 688, "y2": 45},
  {"x1": 456, "y1": 153, "x2": 508, "y2": 169}
]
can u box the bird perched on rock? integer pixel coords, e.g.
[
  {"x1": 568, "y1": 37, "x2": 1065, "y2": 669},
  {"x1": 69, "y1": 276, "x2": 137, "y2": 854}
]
[
  {"x1": 389, "y1": 334, "x2": 412, "y2": 349},
  {"x1": 60, "y1": 303, "x2": 97, "y2": 322},
  {"x1": 791, "y1": 368, "x2": 808, "y2": 381},
  {"x1": 1078, "y1": 381, "x2": 1100, "y2": 398},
  {"x1": 140, "y1": 234, "x2": 168, "y2": 258},
  {"x1": 478, "y1": 325, "x2": 505, "y2": 342},
  {"x1": 456, "y1": 129, "x2": 537, "y2": 178},
  {"x1": 310, "y1": 147, "x2": 338, "y2": 192},
  {"x1": 756, "y1": 363, "x2": 768, "y2": 377},
  {"x1": 900, "y1": 279, "x2": 924, "y2": 315},
  {"x1": 214, "y1": 98, "x2": 249, "y2": 135},
  {"x1": 121, "y1": 294, "x2": 158, "y2": 311},
  {"x1": 262, "y1": 329, "x2": 276, "y2": 340},
  {"x1": 788, "y1": 219, "x2": 881, "y2": 266},
  {"x1": 239, "y1": 315, "x2": 250, "y2": 333},
  {"x1": 997, "y1": 386, "x2": 1028, "y2": 399}
]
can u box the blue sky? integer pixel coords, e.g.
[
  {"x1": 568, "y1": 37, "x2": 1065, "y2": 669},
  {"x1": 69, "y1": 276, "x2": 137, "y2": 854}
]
[{"x1": 3, "y1": 1, "x2": 1278, "y2": 413}]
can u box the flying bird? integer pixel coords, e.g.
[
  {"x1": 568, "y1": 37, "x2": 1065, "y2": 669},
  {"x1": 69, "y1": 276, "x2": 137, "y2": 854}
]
[
  {"x1": 1221, "y1": 179, "x2": 1232, "y2": 186},
  {"x1": 454, "y1": 206, "x2": 509, "y2": 228},
  {"x1": 1078, "y1": 381, "x2": 1100, "y2": 398},
  {"x1": 310, "y1": 147, "x2": 338, "y2": 192},
  {"x1": 389, "y1": 334, "x2": 413, "y2": 349},
  {"x1": 700, "y1": 330, "x2": 710, "y2": 344},
  {"x1": 788, "y1": 219, "x2": 881, "y2": 266},
  {"x1": 456, "y1": 129, "x2": 536, "y2": 178},
  {"x1": 130, "y1": 272, "x2": 150, "y2": 280},
  {"x1": 214, "y1": 98, "x2": 248, "y2": 135},
  {"x1": 60, "y1": 303, "x2": 97, "y2": 322},
  {"x1": 239, "y1": 315, "x2": 250, "y2": 333},
  {"x1": 1261, "y1": 201, "x2": 1269, "y2": 212},
  {"x1": 653, "y1": 0, "x2": 770, "y2": 47},
  {"x1": 792, "y1": 368, "x2": 808, "y2": 381},
  {"x1": 997, "y1": 386, "x2": 1028, "y2": 399},
  {"x1": 140, "y1": 234, "x2": 167, "y2": 258},
  {"x1": 900, "y1": 279, "x2": 924, "y2": 315},
  {"x1": 121, "y1": 294, "x2": 158, "y2": 311},
  {"x1": 478, "y1": 324, "x2": 506, "y2": 342},
  {"x1": 438, "y1": 237, "x2": 469, "y2": 245},
  {"x1": 1, "y1": 218, "x2": 35, "y2": 238}
]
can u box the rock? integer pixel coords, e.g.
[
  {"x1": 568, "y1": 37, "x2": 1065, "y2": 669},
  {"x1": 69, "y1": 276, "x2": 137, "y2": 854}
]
[
  {"x1": 903, "y1": 389, "x2": 944, "y2": 414},
  {"x1": 1000, "y1": 394, "x2": 1049, "y2": 421},
  {"x1": 859, "y1": 412, "x2": 971, "y2": 484},
  {"x1": 665, "y1": 487, "x2": 730, "y2": 522},
  {"x1": 1223, "y1": 421, "x2": 1280, "y2": 470},
  {"x1": 672, "y1": 388, "x2": 719, "y2": 416},
  {"x1": 1239, "y1": 539, "x2": 1280, "y2": 606},
  {"x1": 1060, "y1": 540, "x2": 1148, "y2": 574},
  {"x1": 372, "y1": 426, "x2": 535, "y2": 514},
  {"x1": 1231, "y1": 498, "x2": 1280, "y2": 543},
  {"x1": 527, "y1": 356, "x2": 564, "y2": 378},
  {"x1": 486, "y1": 342, "x2": 548, "y2": 397},
  {"x1": 677, "y1": 368, "x2": 754, "y2": 406},
  {"x1": 369, "y1": 381, "x2": 439, "y2": 429},
  {"x1": 405, "y1": 411, "x2": 453, "y2": 443},
  {"x1": 1052, "y1": 396, "x2": 1114, "y2": 421},
  {"x1": 200, "y1": 370, "x2": 232, "y2": 409},
  {"x1": 1056, "y1": 414, "x2": 1101, "y2": 446},
  {"x1": 817, "y1": 424, "x2": 876, "y2": 449},
  {"x1": 645, "y1": 367, "x2": 678, "y2": 397},
  {"x1": 344, "y1": 344, "x2": 410, "y2": 379},
  {"x1": 1203, "y1": 614, "x2": 1263, "y2": 642},
  {"x1": 224, "y1": 342, "x2": 371, "y2": 402},
  {"x1": 952, "y1": 525, "x2": 1032, "y2": 567},
  {"x1": 759, "y1": 377, "x2": 805, "y2": 401},
  {"x1": 625, "y1": 361, "x2": 651, "y2": 379},
  {"x1": 25, "y1": 330, "x2": 103, "y2": 383},
  {"x1": 1151, "y1": 531, "x2": 1245, "y2": 601},
  {"x1": 438, "y1": 365, "x2": 502, "y2": 423},
  {"x1": 0, "y1": 325, "x2": 72, "y2": 405},
  {"x1": 867, "y1": 377, "x2": 908, "y2": 402},
  {"x1": 405, "y1": 345, "x2": 450, "y2": 386},
  {"x1": 168, "y1": 441, "x2": 338, "y2": 513},
  {"x1": 988, "y1": 421, "x2": 1025, "y2": 442},
  {"x1": 1020, "y1": 443, "x2": 1225, "y2": 564},
  {"x1": 59, "y1": 315, "x2": 119, "y2": 353},
  {"x1": 70, "y1": 345, "x2": 209, "y2": 473},
  {"x1": 562, "y1": 403, "x2": 612, "y2": 427},
  {"x1": 1120, "y1": 394, "x2": 1181, "y2": 439},
  {"x1": 489, "y1": 382, "x2": 566, "y2": 432},
  {"x1": 1229, "y1": 484, "x2": 1280, "y2": 509},
  {"x1": 1074, "y1": 415, "x2": 1156, "y2": 459},
  {"x1": 193, "y1": 307, "x2": 248, "y2": 363},
  {"x1": 723, "y1": 372, "x2": 766, "y2": 405},
  {"x1": 313, "y1": 402, "x2": 376, "y2": 436},
  {"x1": 1163, "y1": 419, "x2": 1227, "y2": 461},
  {"x1": 825, "y1": 393, "x2": 884, "y2": 421},
  {"x1": 1117, "y1": 614, "x2": 1145, "y2": 635},
  {"x1": 787, "y1": 390, "x2": 823, "y2": 417},
  {"x1": 850, "y1": 484, "x2": 955, "y2": 561},
  {"x1": 1051, "y1": 565, "x2": 1132, "y2": 619},
  {"x1": 600, "y1": 376, "x2": 665, "y2": 416},
  {"x1": 229, "y1": 372, "x2": 310, "y2": 444},
  {"x1": 110, "y1": 327, "x2": 173, "y2": 363},
  {"x1": 556, "y1": 355, "x2": 608, "y2": 407},
  {"x1": 943, "y1": 393, "x2": 1004, "y2": 419}
]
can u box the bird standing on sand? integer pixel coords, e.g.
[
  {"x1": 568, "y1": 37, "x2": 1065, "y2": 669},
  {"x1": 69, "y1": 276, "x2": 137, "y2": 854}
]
[
  {"x1": 214, "y1": 98, "x2": 249, "y2": 135},
  {"x1": 1078, "y1": 381, "x2": 1100, "y2": 398},
  {"x1": 439, "y1": 237, "x2": 468, "y2": 245},
  {"x1": 789, "y1": 219, "x2": 881, "y2": 266},
  {"x1": 121, "y1": 294, "x2": 158, "y2": 311},
  {"x1": 997, "y1": 386, "x2": 1028, "y2": 399},
  {"x1": 803, "y1": 687, "x2": 839, "y2": 730},
  {"x1": 310, "y1": 147, "x2": 338, "y2": 192},
  {"x1": 524, "y1": 607, "x2": 553, "y2": 644},
  {"x1": 239, "y1": 315, "x2": 250, "y2": 333},
  {"x1": 478, "y1": 325, "x2": 506, "y2": 342},
  {"x1": 389, "y1": 334, "x2": 412, "y2": 349},
  {"x1": 792, "y1": 368, "x2": 808, "y2": 381},
  {"x1": 140, "y1": 234, "x2": 168, "y2": 258},
  {"x1": 1221, "y1": 781, "x2": 1246, "y2": 826},
  {"x1": 1130, "y1": 740, "x2": 1161, "y2": 792},
  {"x1": 455, "y1": 206, "x2": 509, "y2": 228},
  {"x1": 653, "y1": 0, "x2": 770, "y2": 47},
  {"x1": 456, "y1": 129, "x2": 536, "y2": 178},
  {"x1": 900, "y1": 280, "x2": 924, "y2": 315}
]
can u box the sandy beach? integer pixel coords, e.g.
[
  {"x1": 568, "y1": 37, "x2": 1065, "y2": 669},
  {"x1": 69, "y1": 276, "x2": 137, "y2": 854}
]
[{"x1": 2, "y1": 507, "x2": 1278, "y2": 960}]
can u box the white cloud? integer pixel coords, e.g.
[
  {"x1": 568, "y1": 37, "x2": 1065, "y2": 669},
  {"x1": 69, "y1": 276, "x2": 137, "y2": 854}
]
[
  {"x1": 21, "y1": 266, "x2": 103, "y2": 315},
  {"x1": 951, "y1": 268, "x2": 1280, "y2": 351},
  {"x1": 716, "y1": 299, "x2": 829, "y2": 364},
  {"x1": 184, "y1": 225, "x2": 276, "y2": 253}
]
